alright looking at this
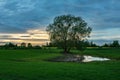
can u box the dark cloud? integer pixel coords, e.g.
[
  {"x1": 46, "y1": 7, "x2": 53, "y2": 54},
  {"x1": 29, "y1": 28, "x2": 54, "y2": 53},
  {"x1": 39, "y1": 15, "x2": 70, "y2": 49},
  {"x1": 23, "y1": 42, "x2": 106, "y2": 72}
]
[
  {"x1": 0, "y1": 37, "x2": 49, "y2": 42},
  {"x1": 0, "y1": 0, "x2": 120, "y2": 45},
  {"x1": 103, "y1": 17, "x2": 120, "y2": 23},
  {"x1": 0, "y1": 0, "x2": 120, "y2": 33},
  {"x1": 0, "y1": 23, "x2": 26, "y2": 33},
  {"x1": 0, "y1": 35, "x2": 12, "y2": 38},
  {"x1": 20, "y1": 36, "x2": 31, "y2": 37},
  {"x1": 0, "y1": 37, "x2": 20, "y2": 40}
]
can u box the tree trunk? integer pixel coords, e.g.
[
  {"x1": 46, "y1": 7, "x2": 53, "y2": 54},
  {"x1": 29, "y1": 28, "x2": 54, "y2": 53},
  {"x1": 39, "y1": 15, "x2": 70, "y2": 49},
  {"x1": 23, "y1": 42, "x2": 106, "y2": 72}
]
[
  {"x1": 64, "y1": 47, "x2": 68, "y2": 54},
  {"x1": 63, "y1": 47, "x2": 71, "y2": 54}
]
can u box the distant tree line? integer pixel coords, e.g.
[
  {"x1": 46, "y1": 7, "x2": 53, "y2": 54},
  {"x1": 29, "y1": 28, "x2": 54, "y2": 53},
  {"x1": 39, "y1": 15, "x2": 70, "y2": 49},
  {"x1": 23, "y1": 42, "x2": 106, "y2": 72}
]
[
  {"x1": 102, "y1": 40, "x2": 120, "y2": 48},
  {"x1": 47, "y1": 40, "x2": 120, "y2": 49},
  {"x1": 0, "y1": 42, "x2": 42, "y2": 49},
  {"x1": 46, "y1": 40, "x2": 98, "y2": 48},
  {"x1": 46, "y1": 40, "x2": 99, "y2": 52},
  {"x1": 0, "y1": 40, "x2": 119, "y2": 50},
  {"x1": 46, "y1": 40, "x2": 98, "y2": 52}
]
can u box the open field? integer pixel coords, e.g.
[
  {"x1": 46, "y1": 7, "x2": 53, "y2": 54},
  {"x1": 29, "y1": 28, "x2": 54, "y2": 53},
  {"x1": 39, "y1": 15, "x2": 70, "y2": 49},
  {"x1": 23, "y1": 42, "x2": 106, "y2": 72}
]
[{"x1": 0, "y1": 48, "x2": 120, "y2": 80}]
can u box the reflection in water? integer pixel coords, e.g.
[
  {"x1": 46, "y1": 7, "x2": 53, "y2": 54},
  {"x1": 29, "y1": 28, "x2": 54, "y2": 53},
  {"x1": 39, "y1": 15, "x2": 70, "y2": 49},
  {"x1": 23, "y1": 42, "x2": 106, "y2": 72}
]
[{"x1": 82, "y1": 55, "x2": 110, "y2": 62}]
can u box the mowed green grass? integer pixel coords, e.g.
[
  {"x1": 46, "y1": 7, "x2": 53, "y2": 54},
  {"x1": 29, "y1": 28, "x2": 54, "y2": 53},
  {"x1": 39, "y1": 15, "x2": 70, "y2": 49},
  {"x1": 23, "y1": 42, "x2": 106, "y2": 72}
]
[{"x1": 0, "y1": 48, "x2": 120, "y2": 80}]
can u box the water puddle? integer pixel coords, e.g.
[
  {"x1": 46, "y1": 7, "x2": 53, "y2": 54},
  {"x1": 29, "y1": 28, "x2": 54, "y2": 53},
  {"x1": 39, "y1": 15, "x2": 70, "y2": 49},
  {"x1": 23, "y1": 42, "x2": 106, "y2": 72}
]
[
  {"x1": 49, "y1": 54, "x2": 110, "y2": 63},
  {"x1": 82, "y1": 55, "x2": 110, "y2": 62}
]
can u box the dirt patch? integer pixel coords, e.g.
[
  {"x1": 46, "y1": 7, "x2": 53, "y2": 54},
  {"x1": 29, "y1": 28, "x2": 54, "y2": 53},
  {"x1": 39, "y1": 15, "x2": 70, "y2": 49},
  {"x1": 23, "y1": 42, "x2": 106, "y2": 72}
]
[{"x1": 47, "y1": 54, "x2": 85, "y2": 62}]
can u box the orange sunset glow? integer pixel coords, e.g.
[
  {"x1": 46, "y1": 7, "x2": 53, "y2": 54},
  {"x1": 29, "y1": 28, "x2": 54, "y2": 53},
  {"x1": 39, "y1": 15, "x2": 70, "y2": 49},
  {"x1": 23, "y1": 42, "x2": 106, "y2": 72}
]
[{"x1": 0, "y1": 28, "x2": 49, "y2": 46}]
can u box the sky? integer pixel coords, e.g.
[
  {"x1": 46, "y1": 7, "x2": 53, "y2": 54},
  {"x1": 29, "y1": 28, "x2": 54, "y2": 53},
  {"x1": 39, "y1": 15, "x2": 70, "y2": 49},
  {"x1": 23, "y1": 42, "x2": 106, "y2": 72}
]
[{"x1": 0, "y1": 0, "x2": 120, "y2": 45}]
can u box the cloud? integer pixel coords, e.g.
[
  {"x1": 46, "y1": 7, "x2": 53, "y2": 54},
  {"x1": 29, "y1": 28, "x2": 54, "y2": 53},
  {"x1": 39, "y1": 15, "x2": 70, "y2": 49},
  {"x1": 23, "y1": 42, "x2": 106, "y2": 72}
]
[
  {"x1": 0, "y1": 0, "x2": 120, "y2": 45},
  {"x1": 89, "y1": 28, "x2": 120, "y2": 43},
  {"x1": 20, "y1": 36, "x2": 31, "y2": 37},
  {"x1": 0, "y1": 28, "x2": 49, "y2": 45},
  {"x1": 0, "y1": 0, "x2": 119, "y2": 31},
  {"x1": 0, "y1": 35, "x2": 12, "y2": 38},
  {"x1": 0, "y1": 24, "x2": 26, "y2": 33}
]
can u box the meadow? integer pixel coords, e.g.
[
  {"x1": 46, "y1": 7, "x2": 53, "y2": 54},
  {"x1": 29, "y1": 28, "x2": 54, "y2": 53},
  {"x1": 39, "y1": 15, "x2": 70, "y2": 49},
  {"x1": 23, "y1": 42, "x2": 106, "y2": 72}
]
[{"x1": 0, "y1": 48, "x2": 120, "y2": 80}]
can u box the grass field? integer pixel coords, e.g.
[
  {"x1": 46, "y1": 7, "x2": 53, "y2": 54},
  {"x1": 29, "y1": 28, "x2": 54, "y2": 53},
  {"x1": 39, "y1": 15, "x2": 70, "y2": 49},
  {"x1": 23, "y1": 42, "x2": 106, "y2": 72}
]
[{"x1": 0, "y1": 48, "x2": 120, "y2": 80}]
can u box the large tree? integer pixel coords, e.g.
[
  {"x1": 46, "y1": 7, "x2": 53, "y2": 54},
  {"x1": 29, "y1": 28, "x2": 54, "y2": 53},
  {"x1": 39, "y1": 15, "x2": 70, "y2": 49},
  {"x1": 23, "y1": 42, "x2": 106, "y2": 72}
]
[{"x1": 46, "y1": 14, "x2": 92, "y2": 53}]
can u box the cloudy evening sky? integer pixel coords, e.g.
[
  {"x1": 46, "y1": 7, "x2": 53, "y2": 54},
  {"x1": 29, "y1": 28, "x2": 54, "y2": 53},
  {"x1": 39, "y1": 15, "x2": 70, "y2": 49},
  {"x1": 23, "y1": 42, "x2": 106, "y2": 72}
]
[{"x1": 0, "y1": 0, "x2": 120, "y2": 45}]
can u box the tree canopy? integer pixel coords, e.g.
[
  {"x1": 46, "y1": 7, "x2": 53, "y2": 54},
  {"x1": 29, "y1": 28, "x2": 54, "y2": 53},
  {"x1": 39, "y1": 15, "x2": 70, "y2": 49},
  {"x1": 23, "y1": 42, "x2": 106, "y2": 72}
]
[{"x1": 46, "y1": 14, "x2": 92, "y2": 53}]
